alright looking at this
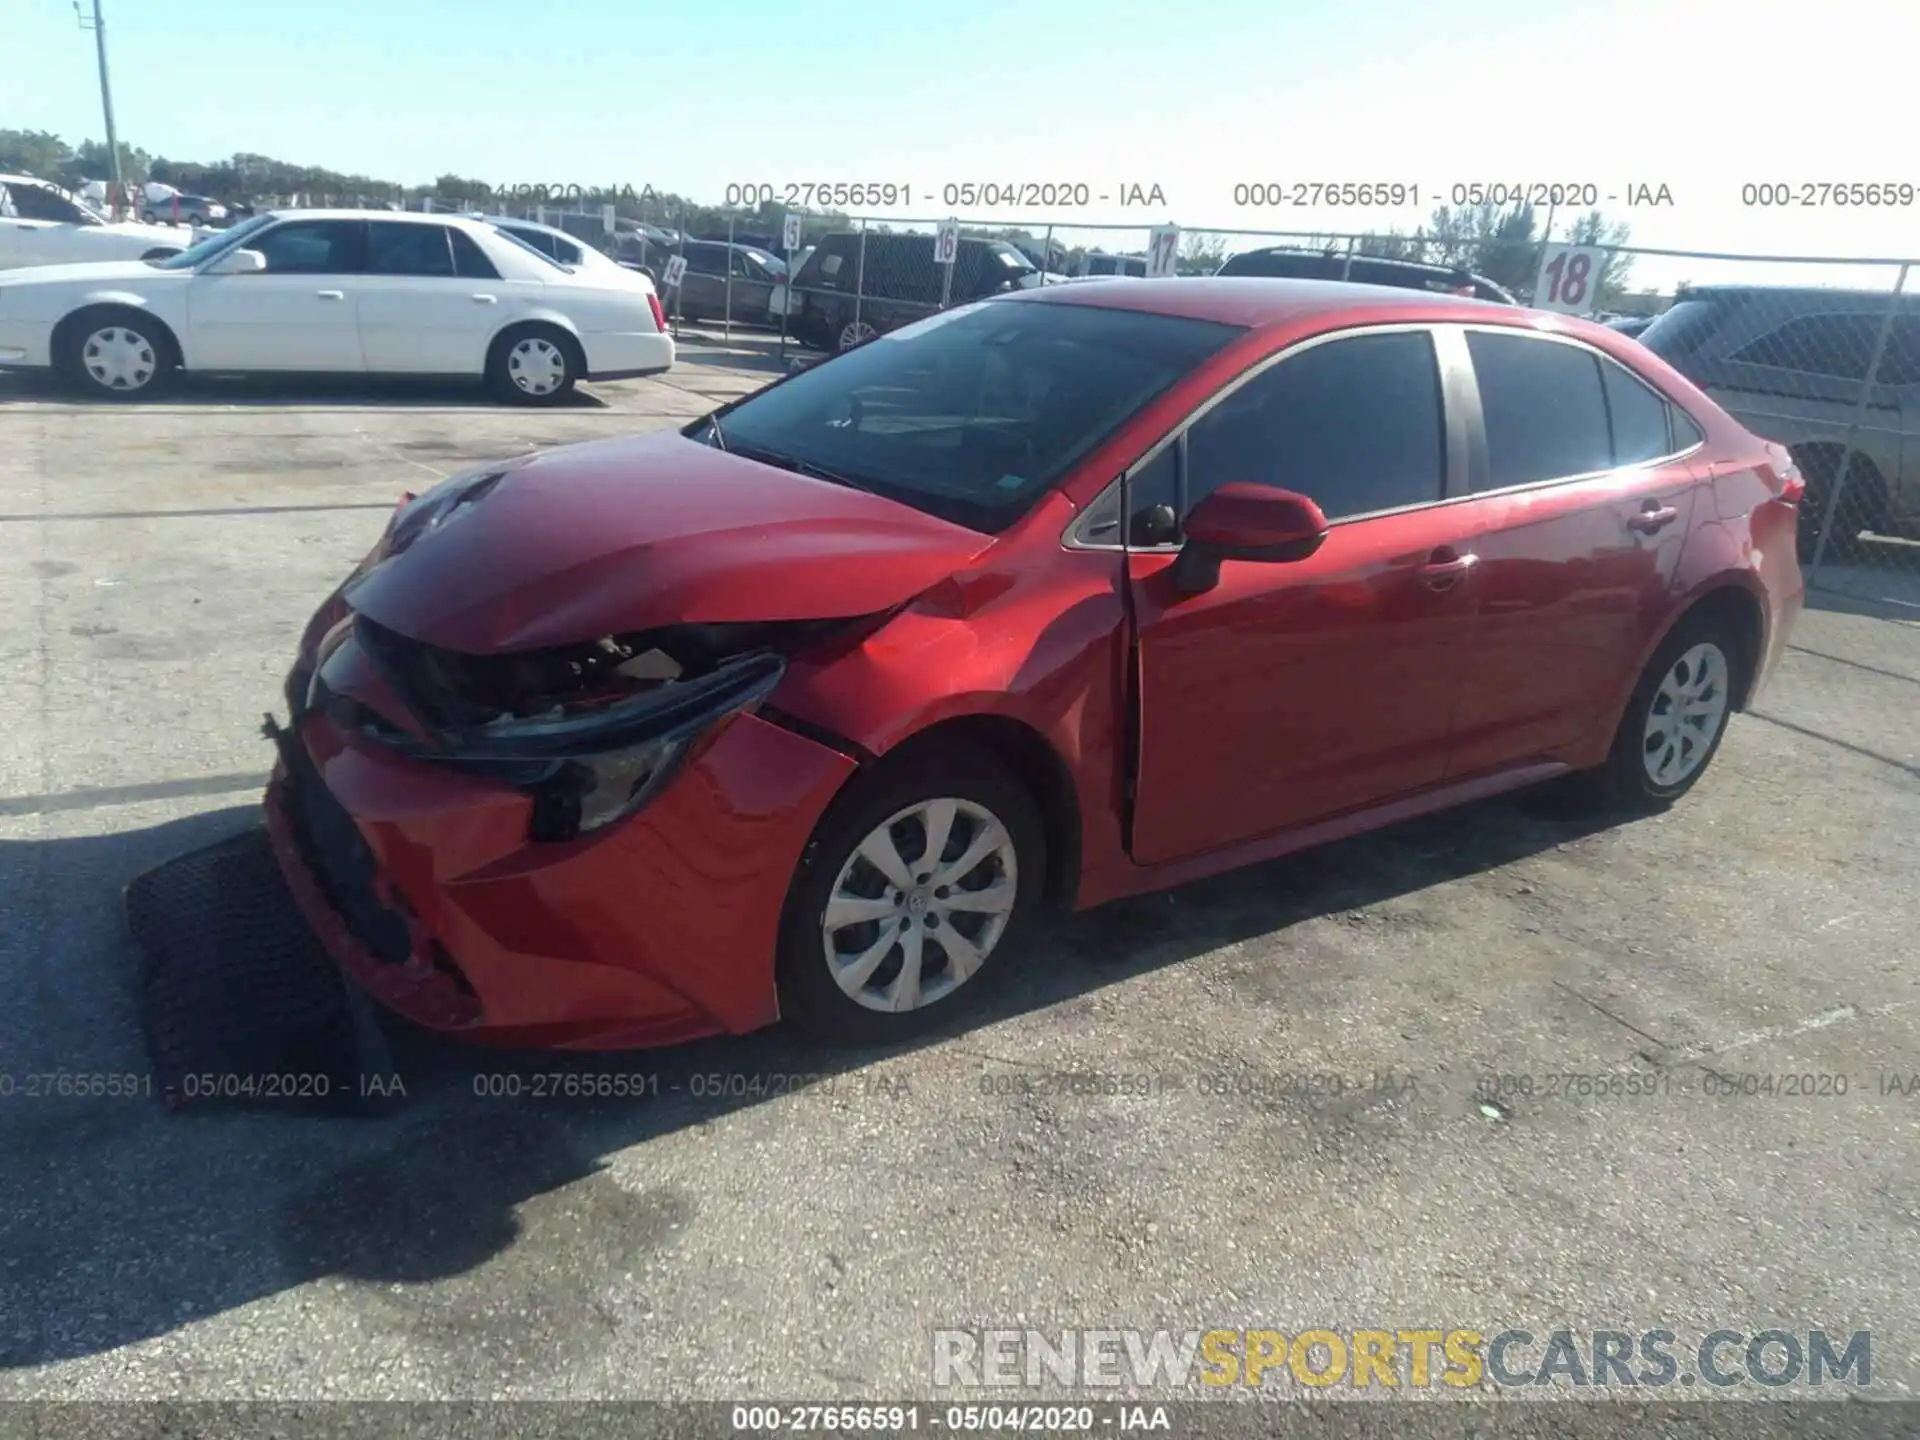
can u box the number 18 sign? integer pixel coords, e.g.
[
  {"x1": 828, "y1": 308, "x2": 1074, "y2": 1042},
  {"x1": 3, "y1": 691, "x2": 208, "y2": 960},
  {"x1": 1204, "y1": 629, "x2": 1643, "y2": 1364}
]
[{"x1": 1532, "y1": 244, "x2": 1607, "y2": 315}]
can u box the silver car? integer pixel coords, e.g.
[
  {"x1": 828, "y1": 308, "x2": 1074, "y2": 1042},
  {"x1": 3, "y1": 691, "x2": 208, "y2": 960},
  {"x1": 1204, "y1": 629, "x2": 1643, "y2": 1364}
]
[{"x1": 1639, "y1": 285, "x2": 1920, "y2": 561}]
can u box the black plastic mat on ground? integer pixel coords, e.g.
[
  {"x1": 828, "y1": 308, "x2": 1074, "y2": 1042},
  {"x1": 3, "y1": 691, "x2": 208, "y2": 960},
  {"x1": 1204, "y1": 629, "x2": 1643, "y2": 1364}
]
[{"x1": 123, "y1": 826, "x2": 398, "y2": 1116}]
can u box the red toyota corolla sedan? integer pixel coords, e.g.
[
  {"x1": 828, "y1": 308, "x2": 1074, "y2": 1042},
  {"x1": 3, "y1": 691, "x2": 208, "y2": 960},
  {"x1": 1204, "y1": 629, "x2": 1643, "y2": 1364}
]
[{"x1": 263, "y1": 279, "x2": 1805, "y2": 1049}]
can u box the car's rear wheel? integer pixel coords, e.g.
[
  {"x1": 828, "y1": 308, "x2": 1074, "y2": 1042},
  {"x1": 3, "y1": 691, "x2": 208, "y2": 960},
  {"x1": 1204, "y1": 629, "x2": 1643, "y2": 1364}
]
[
  {"x1": 1597, "y1": 612, "x2": 1741, "y2": 812},
  {"x1": 838, "y1": 318, "x2": 877, "y2": 351},
  {"x1": 485, "y1": 324, "x2": 581, "y2": 406},
  {"x1": 776, "y1": 744, "x2": 1045, "y2": 1045},
  {"x1": 57, "y1": 307, "x2": 176, "y2": 400}
]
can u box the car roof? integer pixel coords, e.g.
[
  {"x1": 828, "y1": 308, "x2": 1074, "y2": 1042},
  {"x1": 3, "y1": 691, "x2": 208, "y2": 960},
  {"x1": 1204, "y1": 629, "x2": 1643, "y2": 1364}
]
[
  {"x1": 256, "y1": 208, "x2": 491, "y2": 228},
  {"x1": 1009, "y1": 276, "x2": 1519, "y2": 329},
  {"x1": 1673, "y1": 284, "x2": 1912, "y2": 304}
]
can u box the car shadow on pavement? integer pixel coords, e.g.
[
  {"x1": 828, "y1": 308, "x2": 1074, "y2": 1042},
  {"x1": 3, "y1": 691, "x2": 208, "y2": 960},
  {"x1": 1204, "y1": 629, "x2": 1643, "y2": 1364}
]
[
  {"x1": 0, "y1": 372, "x2": 610, "y2": 410},
  {"x1": 0, "y1": 784, "x2": 1617, "y2": 1370}
]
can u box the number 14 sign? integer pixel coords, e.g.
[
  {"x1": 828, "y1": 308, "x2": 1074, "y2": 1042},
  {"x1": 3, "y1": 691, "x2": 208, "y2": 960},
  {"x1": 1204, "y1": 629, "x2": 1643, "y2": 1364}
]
[{"x1": 1532, "y1": 244, "x2": 1607, "y2": 316}]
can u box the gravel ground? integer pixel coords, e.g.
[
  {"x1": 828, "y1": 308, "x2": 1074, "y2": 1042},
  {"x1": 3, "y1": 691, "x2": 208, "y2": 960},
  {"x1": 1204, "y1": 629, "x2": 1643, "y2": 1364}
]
[{"x1": 1, "y1": 359, "x2": 1916, "y2": 1426}]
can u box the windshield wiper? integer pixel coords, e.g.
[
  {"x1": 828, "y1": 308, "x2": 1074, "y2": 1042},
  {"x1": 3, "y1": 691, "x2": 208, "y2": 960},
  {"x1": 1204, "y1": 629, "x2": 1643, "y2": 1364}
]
[
  {"x1": 727, "y1": 441, "x2": 875, "y2": 495},
  {"x1": 705, "y1": 413, "x2": 728, "y2": 451}
]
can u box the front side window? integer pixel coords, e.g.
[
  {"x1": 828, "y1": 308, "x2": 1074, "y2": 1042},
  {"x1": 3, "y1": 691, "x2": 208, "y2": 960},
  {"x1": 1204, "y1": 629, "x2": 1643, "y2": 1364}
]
[
  {"x1": 1467, "y1": 330, "x2": 1613, "y2": 489},
  {"x1": 150, "y1": 211, "x2": 277, "y2": 269},
  {"x1": 1185, "y1": 329, "x2": 1446, "y2": 521},
  {"x1": 250, "y1": 220, "x2": 367, "y2": 274},
  {"x1": 694, "y1": 300, "x2": 1242, "y2": 533},
  {"x1": 9, "y1": 183, "x2": 86, "y2": 224}
]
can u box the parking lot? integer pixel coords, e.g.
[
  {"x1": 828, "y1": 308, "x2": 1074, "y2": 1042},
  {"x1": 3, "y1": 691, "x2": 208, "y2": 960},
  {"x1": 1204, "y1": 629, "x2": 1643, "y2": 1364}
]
[{"x1": 1, "y1": 352, "x2": 1918, "y2": 1411}]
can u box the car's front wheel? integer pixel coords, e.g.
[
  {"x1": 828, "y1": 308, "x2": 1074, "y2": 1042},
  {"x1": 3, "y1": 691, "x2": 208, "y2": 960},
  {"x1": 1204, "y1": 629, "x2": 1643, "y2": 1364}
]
[
  {"x1": 776, "y1": 744, "x2": 1045, "y2": 1044},
  {"x1": 57, "y1": 308, "x2": 176, "y2": 400},
  {"x1": 1597, "y1": 611, "x2": 1742, "y2": 812}
]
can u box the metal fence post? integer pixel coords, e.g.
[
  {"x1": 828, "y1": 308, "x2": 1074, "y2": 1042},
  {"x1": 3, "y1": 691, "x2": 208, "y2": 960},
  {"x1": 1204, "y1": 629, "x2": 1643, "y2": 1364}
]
[
  {"x1": 779, "y1": 227, "x2": 792, "y2": 363},
  {"x1": 853, "y1": 222, "x2": 868, "y2": 346},
  {"x1": 1806, "y1": 263, "x2": 1910, "y2": 581},
  {"x1": 724, "y1": 213, "x2": 736, "y2": 345},
  {"x1": 1043, "y1": 224, "x2": 1055, "y2": 284},
  {"x1": 670, "y1": 217, "x2": 685, "y2": 337},
  {"x1": 1339, "y1": 235, "x2": 1356, "y2": 281}
]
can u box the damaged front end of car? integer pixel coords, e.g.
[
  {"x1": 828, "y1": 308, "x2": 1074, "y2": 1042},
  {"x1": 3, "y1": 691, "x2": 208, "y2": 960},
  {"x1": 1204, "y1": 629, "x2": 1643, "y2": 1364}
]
[{"x1": 299, "y1": 613, "x2": 864, "y2": 844}]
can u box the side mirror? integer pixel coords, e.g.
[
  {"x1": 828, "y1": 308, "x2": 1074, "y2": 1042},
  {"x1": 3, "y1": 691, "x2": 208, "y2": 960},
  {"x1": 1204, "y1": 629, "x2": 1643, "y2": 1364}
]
[
  {"x1": 206, "y1": 247, "x2": 266, "y2": 275},
  {"x1": 1171, "y1": 482, "x2": 1329, "y2": 595}
]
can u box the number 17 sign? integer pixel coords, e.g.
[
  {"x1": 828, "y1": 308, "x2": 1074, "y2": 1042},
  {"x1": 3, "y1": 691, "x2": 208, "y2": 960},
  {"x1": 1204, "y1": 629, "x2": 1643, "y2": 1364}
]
[{"x1": 1532, "y1": 244, "x2": 1606, "y2": 315}]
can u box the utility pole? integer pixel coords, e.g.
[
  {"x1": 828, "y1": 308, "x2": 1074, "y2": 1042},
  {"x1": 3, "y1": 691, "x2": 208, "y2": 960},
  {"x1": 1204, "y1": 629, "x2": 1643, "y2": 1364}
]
[{"x1": 74, "y1": 0, "x2": 124, "y2": 215}]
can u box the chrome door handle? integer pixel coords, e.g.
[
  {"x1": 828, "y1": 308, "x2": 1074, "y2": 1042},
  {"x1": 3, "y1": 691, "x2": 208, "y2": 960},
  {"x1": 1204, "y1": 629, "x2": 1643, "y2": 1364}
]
[
  {"x1": 315, "y1": 289, "x2": 345, "y2": 300},
  {"x1": 470, "y1": 293, "x2": 498, "y2": 304},
  {"x1": 1418, "y1": 550, "x2": 1478, "y2": 590},
  {"x1": 1628, "y1": 503, "x2": 1679, "y2": 533}
]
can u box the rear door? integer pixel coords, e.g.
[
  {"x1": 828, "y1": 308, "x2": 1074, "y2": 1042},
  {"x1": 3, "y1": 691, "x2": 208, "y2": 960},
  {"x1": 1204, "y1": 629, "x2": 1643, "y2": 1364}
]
[
  {"x1": 186, "y1": 218, "x2": 369, "y2": 371},
  {"x1": 1444, "y1": 327, "x2": 1703, "y2": 776},
  {"x1": 356, "y1": 222, "x2": 506, "y2": 374},
  {"x1": 1127, "y1": 326, "x2": 1482, "y2": 865}
]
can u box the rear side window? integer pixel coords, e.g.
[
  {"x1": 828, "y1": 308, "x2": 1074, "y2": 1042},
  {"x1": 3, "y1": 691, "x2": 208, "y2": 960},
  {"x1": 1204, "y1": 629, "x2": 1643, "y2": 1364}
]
[
  {"x1": 1467, "y1": 331, "x2": 1613, "y2": 489},
  {"x1": 7, "y1": 183, "x2": 86, "y2": 223},
  {"x1": 1728, "y1": 313, "x2": 1885, "y2": 382},
  {"x1": 1638, "y1": 298, "x2": 1730, "y2": 361},
  {"x1": 1599, "y1": 358, "x2": 1673, "y2": 465},
  {"x1": 367, "y1": 222, "x2": 454, "y2": 277},
  {"x1": 1185, "y1": 330, "x2": 1445, "y2": 521}
]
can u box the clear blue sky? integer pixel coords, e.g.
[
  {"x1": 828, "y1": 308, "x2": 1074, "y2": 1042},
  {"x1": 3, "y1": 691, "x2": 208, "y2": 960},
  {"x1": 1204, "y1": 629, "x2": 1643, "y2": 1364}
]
[{"x1": 11, "y1": 0, "x2": 1915, "y2": 289}]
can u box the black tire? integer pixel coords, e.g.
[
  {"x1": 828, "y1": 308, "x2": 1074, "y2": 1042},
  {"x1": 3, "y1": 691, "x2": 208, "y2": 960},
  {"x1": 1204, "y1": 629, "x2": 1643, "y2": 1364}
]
[
  {"x1": 1594, "y1": 610, "x2": 1744, "y2": 813},
  {"x1": 485, "y1": 324, "x2": 581, "y2": 406},
  {"x1": 775, "y1": 742, "x2": 1046, "y2": 1046},
  {"x1": 1794, "y1": 446, "x2": 1884, "y2": 566},
  {"x1": 56, "y1": 306, "x2": 177, "y2": 401}
]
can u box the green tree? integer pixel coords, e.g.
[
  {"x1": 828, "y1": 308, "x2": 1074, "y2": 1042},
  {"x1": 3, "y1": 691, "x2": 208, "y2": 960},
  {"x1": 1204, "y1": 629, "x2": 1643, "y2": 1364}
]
[
  {"x1": 0, "y1": 129, "x2": 74, "y2": 179},
  {"x1": 70, "y1": 138, "x2": 151, "y2": 187}
]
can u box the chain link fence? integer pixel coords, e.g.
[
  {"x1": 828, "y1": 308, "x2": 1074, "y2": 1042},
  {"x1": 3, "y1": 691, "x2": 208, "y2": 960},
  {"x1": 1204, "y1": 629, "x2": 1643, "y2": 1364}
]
[{"x1": 229, "y1": 198, "x2": 1920, "y2": 605}]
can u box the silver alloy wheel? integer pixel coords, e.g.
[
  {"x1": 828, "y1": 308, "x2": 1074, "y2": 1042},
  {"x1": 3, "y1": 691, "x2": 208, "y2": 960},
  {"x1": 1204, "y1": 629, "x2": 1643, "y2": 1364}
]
[
  {"x1": 1642, "y1": 641, "x2": 1730, "y2": 787},
  {"x1": 506, "y1": 336, "x2": 567, "y2": 395},
  {"x1": 82, "y1": 326, "x2": 159, "y2": 393},
  {"x1": 821, "y1": 797, "x2": 1019, "y2": 1013},
  {"x1": 839, "y1": 320, "x2": 876, "y2": 350}
]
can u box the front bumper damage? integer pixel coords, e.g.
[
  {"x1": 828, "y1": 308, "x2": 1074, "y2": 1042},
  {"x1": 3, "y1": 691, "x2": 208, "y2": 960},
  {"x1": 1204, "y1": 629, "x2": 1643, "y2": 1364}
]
[{"x1": 263, "y1": 619, "x2": 861, "y2": 1048}]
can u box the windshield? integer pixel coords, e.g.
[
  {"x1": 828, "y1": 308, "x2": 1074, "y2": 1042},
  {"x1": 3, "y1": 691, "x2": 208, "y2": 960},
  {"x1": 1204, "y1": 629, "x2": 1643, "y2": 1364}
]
[
  {"x1": 147, "y1": 212, "x2": 277, "y2": 269},
  {"x1": 692, "y1": 298, "x2": 1244, "y2": 533}
]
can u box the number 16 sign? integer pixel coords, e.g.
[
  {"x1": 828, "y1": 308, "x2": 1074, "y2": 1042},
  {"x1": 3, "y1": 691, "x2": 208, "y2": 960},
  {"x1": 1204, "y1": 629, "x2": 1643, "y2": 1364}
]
[{"x1": 1532, "y1": 244, "x2": 1607, "y2": 315}]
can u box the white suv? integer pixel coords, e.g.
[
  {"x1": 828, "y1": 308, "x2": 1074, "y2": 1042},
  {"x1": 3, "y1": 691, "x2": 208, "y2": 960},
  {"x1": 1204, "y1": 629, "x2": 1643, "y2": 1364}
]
[{"x1": 0, "y1": 175, "x2": 198, "y2": 270}]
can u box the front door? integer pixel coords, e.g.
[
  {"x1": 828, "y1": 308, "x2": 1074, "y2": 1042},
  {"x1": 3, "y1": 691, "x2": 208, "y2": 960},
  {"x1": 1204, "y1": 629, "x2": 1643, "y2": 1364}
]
[
  {"x1": 186, "y1": 218, "x2": 368, "y2": 371},
  {"x1": 1128, "y1": 327, "x2": 1479, "y2": 867},
  {"x1": 1445, "y1": 327, "x2": 1704, "y2": 776}
]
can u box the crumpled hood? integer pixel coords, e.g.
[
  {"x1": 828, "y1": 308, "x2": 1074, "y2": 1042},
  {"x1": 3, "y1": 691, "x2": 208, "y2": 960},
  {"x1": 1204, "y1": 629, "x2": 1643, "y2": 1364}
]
[{"x1": 344, "y1": 431, "x2": 994, "y2": 653}]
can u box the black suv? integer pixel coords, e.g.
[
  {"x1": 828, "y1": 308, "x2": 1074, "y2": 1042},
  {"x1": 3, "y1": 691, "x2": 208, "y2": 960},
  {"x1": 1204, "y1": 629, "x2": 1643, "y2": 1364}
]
[
  {"x1": 1214, "y1": 247, "x2": 1517, "y2": 304},
  {"x1": 788, "y1": 231, "x2": 1040, "y2": 351}
]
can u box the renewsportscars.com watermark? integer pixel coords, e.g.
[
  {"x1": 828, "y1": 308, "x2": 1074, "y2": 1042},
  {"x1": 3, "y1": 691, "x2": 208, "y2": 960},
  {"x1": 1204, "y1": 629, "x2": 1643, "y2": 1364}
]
[{"x1": 932, "y1": 1327, "x2": 1873, "y2": 1392}]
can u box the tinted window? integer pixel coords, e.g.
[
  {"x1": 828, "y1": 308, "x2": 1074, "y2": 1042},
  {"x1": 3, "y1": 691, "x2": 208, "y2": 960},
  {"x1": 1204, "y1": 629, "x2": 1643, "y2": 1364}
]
[
  {"x1": 252, "y1": 220, "x2": 365, "y2": 274},
  {"x1": 1467, "y1": 331, "x2": 1613, "y2": 489},
  {"x1": 450, "y1": 228, "x2": 501, "y2": 279},
  {"x1": 9, "y1": 184, "x2": 87, "y2": 223},
  {"x1": 1883, "y1": 317, "x2": 1920, "y2": 386},
  {"x1": 1671, "y1": 409, "x2": 1705, "y2": 448},
  {"x1": 367, "y1": 222, "x2": 454, "y2": 276},
  {"x1": 1729, "y1": 314, "x2": 1883, "y2": 381},
  {"x1": 685, "y1": 243, "x2": 728, "y2": 275},
  {"x1": 701, "y1": 302, "x2": 1242, "y2": 533},
  {"x1": 507, "y1": 227, "x2": 560, "y2": 259},
  {"x1": 1637, "y1": 298, "x2": 1730, "y2": 361},
  {"x1": 1185, "y1": 330, "x2": 1444, "y2": 521},
  {"x1": 1600, "y1": 357, "x2": 1673, "y2": 465}
]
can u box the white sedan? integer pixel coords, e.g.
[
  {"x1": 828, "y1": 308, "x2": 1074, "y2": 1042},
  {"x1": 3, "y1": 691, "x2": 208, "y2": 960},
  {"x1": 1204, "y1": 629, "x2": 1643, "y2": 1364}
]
[
  {"x1": 0, "y1": 209, "x2": 675, "y2": 404},
  {"x1": 0, "y1": 174, "x2": 199, "y2": 267}
]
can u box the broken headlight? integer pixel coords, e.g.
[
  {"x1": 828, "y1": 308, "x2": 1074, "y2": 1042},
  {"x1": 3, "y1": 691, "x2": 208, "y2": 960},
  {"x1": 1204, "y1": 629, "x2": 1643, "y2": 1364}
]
[{"x1": 378, "y1": 650, "x2": 788, "y2": 843}]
